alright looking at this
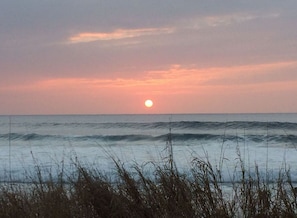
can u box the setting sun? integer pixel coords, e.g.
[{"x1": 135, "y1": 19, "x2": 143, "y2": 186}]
[{"x1": 144, "y1": 99, "x2": 153, "y2": 108}]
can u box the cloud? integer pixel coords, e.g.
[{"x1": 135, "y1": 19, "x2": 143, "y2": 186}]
[
  {"x1": 182, "y1": 12, "x2": 279, "y2": 30},
  {"x1": 3, "y1": 61, "x2": 296, "y2": 94},
  {"x1": 203, "y1": 61, "x2": 297, "y2": 86},
  {"x1": 68, "y1": 27, "x2": 175, "y2": 44}
]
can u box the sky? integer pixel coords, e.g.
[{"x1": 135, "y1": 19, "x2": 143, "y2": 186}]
[{"x1": 1, "y1": 0, "x2": 297, "y2": 114}]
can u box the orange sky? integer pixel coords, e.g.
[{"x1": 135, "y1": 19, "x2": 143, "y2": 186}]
[{"x1": 1, "y1": 1, "x2": 297, "y2": 114}]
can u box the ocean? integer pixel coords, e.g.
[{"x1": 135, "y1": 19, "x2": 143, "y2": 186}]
[{"x1": 1, "y1": 113, "x2": 297, "y2": 183}]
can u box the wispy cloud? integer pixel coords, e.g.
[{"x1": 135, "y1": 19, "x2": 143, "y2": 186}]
[
  {"x1": 203, "y1": 61, "x2": 297, "y2": 86},
  {"x1": 183, "y1": 12, "x2": 280, "y2": 29},
  {"x1": 4, "y1": 61, "x2": 296, "y2": 93},
  {"x1": 67, "y1": 12, "x2": 279, "y2": 45},
  {"x1": 68, "y1": 27, "x2": 175, "y2": 44}
]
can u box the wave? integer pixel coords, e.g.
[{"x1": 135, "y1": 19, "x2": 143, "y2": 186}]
[
  {"x1": 17, "y1": 121, "x2": 297, "y2": 131},
  {"x1": 1, "y1": 132, "x2": 297, "y2": 144},
  {"x1": 0, "y1": 133, "x2": 65, "y2": 141},
  {"x1": 151, "y1": 121, "x2": 297, "y2": 130}
]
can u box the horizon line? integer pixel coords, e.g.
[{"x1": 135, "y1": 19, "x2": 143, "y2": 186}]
[{"x1": 1, "y1": 112, "x2": 297, "y2": 116}]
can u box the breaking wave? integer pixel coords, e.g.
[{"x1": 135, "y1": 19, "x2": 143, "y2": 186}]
[
  {"x1": 22, "y1": 121, "x2": 297, "y2": 131},
  {"x1": 1, "y1": 132, "x2": 297, "y2": 145}
]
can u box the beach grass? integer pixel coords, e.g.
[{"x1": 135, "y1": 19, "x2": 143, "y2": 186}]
[{"x1": 0, "y1": 154, "x2": 297, "y2": 218}]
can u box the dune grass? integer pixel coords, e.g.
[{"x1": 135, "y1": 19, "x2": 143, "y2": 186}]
[{"x1": 0, "y1": 153, "x2": 297, "y2": 218}]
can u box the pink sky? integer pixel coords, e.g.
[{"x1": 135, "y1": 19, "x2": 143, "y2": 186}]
[{"x1": 1, "y1": 1, "x2": 297, "y2": 114}]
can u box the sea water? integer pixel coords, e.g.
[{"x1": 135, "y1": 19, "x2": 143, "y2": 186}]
[{"x1": 0, "y1": 114, "x2": 297, "y2": 183}]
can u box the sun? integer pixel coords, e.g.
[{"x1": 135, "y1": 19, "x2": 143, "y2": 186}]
[{"x1": 144, "y1": 99, "x2": 153, "y2": 108}]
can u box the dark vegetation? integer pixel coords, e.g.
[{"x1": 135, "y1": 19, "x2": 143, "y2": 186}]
[{"x1": 0, "y1": 154, "x2": 297, "y2": 218}]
